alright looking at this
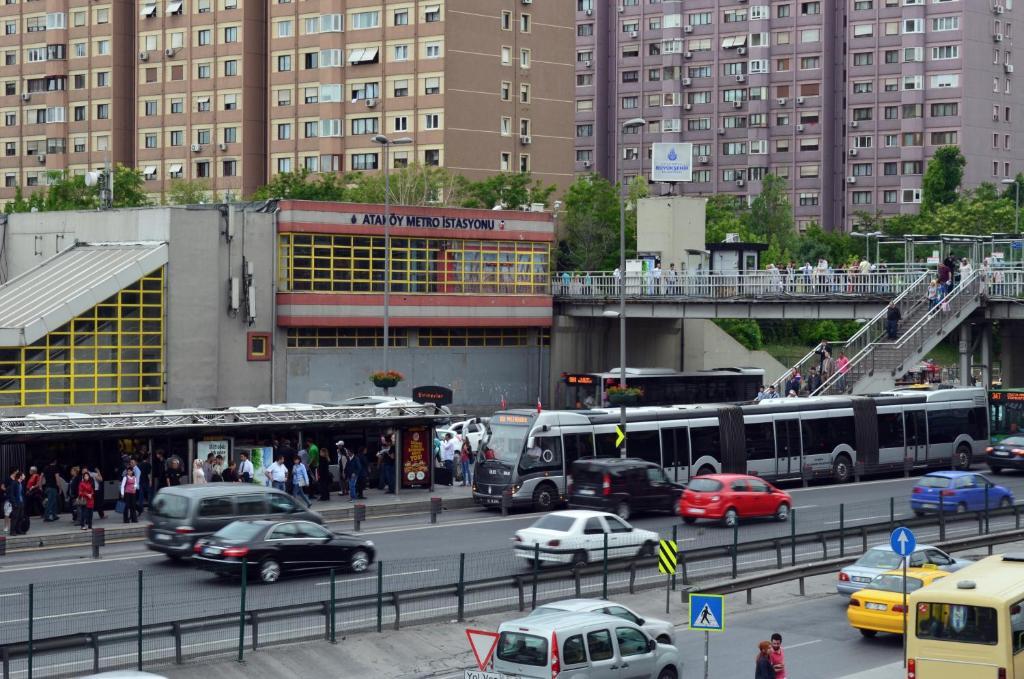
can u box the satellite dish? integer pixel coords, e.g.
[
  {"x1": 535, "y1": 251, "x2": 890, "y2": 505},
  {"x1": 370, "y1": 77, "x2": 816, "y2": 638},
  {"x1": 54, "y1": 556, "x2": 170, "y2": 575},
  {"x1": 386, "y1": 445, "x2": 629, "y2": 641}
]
[{"x1": 84, "y1": 171, "x2": 101, "y2": 187}]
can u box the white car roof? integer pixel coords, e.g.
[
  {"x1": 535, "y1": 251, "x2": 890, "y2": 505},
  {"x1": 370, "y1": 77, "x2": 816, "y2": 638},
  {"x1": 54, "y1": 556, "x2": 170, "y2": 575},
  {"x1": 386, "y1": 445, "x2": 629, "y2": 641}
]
[
  {"x1": 540, "y1": 599, "x2": 611, "y2": 611},
  {"x1": 867, "y1": 543, "x2": 938, "y2": 553},
  {"x1": 545, "y1": 510, "x2": 619, "y2": 520}
]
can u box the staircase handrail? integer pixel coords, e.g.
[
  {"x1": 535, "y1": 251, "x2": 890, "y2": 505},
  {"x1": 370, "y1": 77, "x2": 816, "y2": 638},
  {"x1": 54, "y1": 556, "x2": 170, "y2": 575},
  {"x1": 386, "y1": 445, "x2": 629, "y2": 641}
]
[
  {"x1": 814, "y1": 272, "x2": 981, "y2": 395},
  {"x1": 771, "y1": 270, "x2": 931, "y2": 392}
]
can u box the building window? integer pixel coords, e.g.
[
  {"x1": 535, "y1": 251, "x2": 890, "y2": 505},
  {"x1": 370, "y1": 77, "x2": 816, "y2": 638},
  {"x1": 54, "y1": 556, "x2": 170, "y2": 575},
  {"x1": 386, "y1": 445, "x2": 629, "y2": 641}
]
[
  {"x1": 246, "y1": 332, "x2": 272, "y2": 360},
  {"x1": 196, "y1": 161, "x2": 211, "y2": 178},
  {"x1": 419, "y1": 328, "x2": 528, "y2": 347},
  {"x1": 224, "y1": 60, "x2": 238, "y2": 76},
  {"x1": 425, "y1": 149, "x2": 440, "y2": 166},
  {"x1": 425, "y1": 5, "x2": 440, "y2": 22},
  {"x1": 0, "y1": 269, "x2": 164, "y2": 407},
  {"x1": 278, "y1": 234, "x2": 551, "y2": 295},
  {"x1": 351, "y1": 153, "x2": 378, "y2": 170},
  {"x1": 222, "y1": 160, "x2": 236, "y2": 177},
  {"x1": 394, "y1": 9, "x2": 409, "y2": 25},
  {"x1": 286, "y1": 328, "x2": 407, "y2": 349}
]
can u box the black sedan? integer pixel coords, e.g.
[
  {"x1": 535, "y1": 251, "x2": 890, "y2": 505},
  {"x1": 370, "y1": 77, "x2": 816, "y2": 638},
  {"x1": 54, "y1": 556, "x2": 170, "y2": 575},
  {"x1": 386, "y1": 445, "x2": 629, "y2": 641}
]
[
  {"x1": 192, "y1": 520, "x2": 375, "y2": 583},
  {"x1": 986, "y1": 436, "x2": 1024, "y2": 473}
]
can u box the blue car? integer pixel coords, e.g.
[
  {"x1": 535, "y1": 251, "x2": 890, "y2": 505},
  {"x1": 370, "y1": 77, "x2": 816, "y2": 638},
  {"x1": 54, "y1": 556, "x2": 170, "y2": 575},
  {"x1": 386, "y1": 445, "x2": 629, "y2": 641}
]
[{"x1": 910, "y1": 471, "x2": 1014, "y2": 516}]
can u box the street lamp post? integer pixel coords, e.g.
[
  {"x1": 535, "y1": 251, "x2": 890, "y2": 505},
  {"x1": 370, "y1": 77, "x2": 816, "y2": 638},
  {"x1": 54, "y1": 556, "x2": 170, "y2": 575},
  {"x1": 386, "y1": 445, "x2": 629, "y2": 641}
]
[
  {"x1": 851, "y1": 230, "x2": 882, "y2": 262},
  {"x1": 618, "y1": 117, "x2": 646, "y2": 458},
  {"x1": 371, "y1": 135, "x2": 413, "y2": 375}
]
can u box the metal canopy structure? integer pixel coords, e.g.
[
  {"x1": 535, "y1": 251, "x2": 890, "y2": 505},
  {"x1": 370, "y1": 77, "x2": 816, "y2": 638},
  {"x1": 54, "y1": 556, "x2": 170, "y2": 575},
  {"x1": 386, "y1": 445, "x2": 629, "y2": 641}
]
[
  {"x1": 0, "y1": 403, "x2": 454, "y2": 438},
  {"x1": 0, "y1": 241, "x2": 168, "y2": 346}
]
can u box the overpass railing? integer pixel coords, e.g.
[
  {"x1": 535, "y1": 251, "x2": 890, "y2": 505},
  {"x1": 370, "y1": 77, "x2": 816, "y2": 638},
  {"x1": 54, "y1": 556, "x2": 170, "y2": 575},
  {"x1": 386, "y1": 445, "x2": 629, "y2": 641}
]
[{"x1": 553, "y1": 266, "x2": 929, "y2": 300}]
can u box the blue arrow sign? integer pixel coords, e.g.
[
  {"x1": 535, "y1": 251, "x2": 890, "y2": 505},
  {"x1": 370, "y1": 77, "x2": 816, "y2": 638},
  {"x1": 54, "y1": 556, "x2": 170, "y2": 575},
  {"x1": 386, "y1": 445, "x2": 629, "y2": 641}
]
[
  {"x1": 689, "y1": 593, "x2": 725, "y2": 632},
  {"x1": 1013, "y1": 241, "x2": 1023, "y2": 251},
  {"x1": 890, "y1": 526, "x2": 916, "y2": 558}
]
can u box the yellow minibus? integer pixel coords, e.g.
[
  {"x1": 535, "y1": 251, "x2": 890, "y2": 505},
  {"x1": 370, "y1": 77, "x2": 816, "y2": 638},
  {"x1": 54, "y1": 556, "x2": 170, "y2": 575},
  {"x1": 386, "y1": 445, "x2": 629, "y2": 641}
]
[{"x1": 907, "y1": 553, "x2": 1024, "y2": 678}]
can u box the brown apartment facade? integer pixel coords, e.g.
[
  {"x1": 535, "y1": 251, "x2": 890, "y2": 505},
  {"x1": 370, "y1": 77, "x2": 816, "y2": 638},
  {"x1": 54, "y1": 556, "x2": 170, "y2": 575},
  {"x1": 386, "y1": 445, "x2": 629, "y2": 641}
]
[
  {"x1": 0, "y1": 0, "x2": 573, "y2": 203},
  {"x1": 577, "y1": 0, "x2": 1022, "y2": 231}
]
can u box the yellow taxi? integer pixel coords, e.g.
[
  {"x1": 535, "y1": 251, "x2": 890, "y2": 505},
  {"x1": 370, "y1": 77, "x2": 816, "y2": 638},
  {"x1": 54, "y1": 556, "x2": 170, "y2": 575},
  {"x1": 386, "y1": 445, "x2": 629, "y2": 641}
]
[{"x1": 847, "y1": 566, "x2": 948, "y2": 638}]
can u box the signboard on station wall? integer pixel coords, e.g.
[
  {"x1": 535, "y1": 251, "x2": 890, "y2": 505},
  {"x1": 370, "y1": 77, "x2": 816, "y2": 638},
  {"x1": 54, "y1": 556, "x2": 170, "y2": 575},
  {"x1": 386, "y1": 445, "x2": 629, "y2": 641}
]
[{"x1": 401, "y1": 426, "x2": 431, "y2": 489}]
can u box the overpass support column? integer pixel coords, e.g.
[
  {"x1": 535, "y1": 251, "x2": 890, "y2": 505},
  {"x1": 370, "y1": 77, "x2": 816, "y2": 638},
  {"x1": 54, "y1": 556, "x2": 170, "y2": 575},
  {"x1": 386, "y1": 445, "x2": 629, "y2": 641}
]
[
  {"x1": 959, "y1": 323, "x2": 971, "y2": 387},
  {"x1": 1001, "y1": 321, "x2": 1024, "y2": 387},
  {"x1": 980, "y1": 324, "x2": 992, "y2": 389}
]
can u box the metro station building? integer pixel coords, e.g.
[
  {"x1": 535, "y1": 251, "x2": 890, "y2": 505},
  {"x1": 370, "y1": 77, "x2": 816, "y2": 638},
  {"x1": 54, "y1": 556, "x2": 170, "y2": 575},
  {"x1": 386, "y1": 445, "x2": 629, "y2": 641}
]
[{"x1": 0, "y1": 200, "x2": 554, "y2": 416}]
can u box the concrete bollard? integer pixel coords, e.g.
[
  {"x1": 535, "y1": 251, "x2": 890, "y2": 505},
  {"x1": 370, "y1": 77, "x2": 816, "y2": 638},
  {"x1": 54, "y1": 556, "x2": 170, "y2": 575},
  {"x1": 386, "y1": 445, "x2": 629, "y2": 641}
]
[
  {"x1": 430, "y1": 496, "x2": 442, "y2": 524},
  {"x1": 501, "y1": 489, "x2": 513, "y2": 517},
  {"x1": 354, "y1": 503, "x2": 366, "y2": 532},
  {"x1": 0, "y1": 534, "x2": 6, "y2": 557},
  {"x1": 91, "y1": 527, "x2": 105, "y2": 559}
]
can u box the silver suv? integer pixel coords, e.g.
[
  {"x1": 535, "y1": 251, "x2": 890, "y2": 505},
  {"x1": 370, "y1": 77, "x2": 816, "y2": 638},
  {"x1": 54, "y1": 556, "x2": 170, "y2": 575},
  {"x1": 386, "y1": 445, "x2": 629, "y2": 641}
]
[{"x1": 493, "y1": 610, "x2": 682, "y2": 679}]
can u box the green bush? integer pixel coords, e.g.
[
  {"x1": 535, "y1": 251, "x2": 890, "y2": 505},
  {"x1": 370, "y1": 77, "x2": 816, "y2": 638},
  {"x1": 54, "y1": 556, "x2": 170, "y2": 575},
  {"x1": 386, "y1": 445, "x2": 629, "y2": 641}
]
[
  {"x1": 798, "y1": 320, "x2": 839, "y2": 346},
  {"x1": 714, "y1": 319, "x2": 764, "y2": 350}
]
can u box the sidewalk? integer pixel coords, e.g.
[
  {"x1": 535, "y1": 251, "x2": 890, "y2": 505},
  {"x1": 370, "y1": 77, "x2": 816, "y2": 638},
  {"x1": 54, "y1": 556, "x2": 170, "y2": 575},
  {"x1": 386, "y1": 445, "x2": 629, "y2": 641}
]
[{"x1": 2, "y1": 482, "x2": 475, "y2": 551}]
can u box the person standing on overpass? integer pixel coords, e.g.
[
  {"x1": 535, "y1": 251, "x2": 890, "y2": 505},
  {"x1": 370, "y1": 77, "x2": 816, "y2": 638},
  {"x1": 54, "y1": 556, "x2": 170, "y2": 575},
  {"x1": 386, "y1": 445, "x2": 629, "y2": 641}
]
[{"x1": 886, "y1": 302, "x2": 902, "y2": 340}]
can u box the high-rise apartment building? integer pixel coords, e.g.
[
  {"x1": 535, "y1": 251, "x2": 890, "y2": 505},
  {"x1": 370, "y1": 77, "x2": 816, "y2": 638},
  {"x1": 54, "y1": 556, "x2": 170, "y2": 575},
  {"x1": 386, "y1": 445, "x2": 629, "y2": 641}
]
[
  {"x1": 0, "y1": 1, "x2": 573, "y2": 203},
  {"x1": 576, "y1": 0, "x2": 1021, "y2": 231}
]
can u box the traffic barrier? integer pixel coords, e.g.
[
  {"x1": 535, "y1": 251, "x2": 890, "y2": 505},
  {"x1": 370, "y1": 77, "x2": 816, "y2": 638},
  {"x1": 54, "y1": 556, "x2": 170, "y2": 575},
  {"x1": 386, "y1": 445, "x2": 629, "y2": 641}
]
[
  {"x1": 430, "y1": 496, "x2": 441, "y2": 524},
  {"x1": 500, "y1": 489, "x2": 512, "y2": 516},
  {"x1": 91, "y1": 527, "x2": 104, "y2": 559},
  {"x1": 353, "y1": 503, "x2": 366, "y2": 532}
]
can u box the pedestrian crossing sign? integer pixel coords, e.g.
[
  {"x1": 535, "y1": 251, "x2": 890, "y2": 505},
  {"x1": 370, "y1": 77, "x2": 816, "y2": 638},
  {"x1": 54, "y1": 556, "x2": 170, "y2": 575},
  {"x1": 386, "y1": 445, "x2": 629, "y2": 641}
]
[{"x1": 689, "y1": 593, "x2": 725, "y2": 632}]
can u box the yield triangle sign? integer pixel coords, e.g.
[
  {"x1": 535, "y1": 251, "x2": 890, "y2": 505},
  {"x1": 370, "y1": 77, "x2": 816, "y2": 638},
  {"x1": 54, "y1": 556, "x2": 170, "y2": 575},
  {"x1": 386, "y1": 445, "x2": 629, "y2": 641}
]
[{"x1": 466, "y1": 628, "x2": 500, "y2": 671}]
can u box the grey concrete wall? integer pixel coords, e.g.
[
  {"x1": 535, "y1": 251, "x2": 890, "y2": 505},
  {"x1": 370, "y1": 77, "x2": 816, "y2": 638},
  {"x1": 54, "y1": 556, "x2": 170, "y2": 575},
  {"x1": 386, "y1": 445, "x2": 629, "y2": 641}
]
[
  {"x1": 682, "y1": 320, "x2": 787, "y2": 384},
  {"x1": 285, "y1": 346, "x2": 550, "y2": 415},
  {"x1": 636, "y1": 197, "x2": 707, "y2": 269}
]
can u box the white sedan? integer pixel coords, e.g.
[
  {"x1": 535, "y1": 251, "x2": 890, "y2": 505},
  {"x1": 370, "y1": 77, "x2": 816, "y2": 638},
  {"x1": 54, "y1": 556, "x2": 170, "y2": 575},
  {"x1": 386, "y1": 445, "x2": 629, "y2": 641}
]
[
  {"x1": 439, "y1": 418, "x2": 489, "y2": 452},
  {"x1": 512, "y1": 510, "x2": 659, "y2": 567},
  {"x1": 529, "y1": 598, "x2": 676, "y2": 645}
]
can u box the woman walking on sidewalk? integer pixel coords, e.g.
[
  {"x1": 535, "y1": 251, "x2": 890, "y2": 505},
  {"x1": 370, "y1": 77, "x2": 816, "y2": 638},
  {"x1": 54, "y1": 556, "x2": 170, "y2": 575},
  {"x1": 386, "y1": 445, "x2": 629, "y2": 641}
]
[
  {"x1": 459, "y1": 438, "x2": 473, "y2": 487},
  {"x1": 78, "y1": 470, "x2": 95, "y2": 530}
]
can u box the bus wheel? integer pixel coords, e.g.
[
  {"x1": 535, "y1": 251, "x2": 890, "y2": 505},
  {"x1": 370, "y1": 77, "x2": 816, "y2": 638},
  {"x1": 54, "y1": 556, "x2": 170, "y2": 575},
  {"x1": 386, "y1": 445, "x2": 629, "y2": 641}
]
[
  {"x1": 954, "y1": 444, "x2": 972, "y2": 471},
  {"x1": 832, "y1": 454, "x2": 853, "y2": 484},
  {"x1": 532, "y1": 483, "x2": 556, "y2": 513}
]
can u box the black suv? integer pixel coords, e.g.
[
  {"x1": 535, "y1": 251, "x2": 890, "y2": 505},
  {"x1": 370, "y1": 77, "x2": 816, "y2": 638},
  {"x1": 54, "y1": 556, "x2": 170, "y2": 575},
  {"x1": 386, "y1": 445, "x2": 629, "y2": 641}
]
[{"x1": 568, "y1": 458, "x2": 684, "y2": 520}]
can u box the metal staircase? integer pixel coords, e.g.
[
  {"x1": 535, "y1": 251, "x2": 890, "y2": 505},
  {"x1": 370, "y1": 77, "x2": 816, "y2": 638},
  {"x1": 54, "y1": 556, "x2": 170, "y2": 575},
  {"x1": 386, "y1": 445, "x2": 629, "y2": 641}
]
[
  {"x1": 771, "y1": 272, "x2": 931, "y2": 394},
  {"x1": 815, "y1": 272, "x2": 984, "y2": 395}
]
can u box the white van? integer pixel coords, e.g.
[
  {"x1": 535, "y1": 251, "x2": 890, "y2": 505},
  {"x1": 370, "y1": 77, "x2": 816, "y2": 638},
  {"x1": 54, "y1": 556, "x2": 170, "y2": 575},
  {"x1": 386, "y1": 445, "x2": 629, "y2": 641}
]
[{"x1": 492, "y1": 610, "x2": 682, "y2": 679}]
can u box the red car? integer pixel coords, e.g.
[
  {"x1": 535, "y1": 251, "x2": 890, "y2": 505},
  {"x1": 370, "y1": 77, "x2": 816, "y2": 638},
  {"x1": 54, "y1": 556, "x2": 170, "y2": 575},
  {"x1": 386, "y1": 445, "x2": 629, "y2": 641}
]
[{"x1": 679, "y1": 473, "x2": 792, "y2": 527}]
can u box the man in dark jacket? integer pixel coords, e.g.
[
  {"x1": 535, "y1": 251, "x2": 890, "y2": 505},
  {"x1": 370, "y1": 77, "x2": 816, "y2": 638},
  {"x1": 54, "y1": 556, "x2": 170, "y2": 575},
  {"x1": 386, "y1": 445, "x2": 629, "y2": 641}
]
[
  {"x1": 316, "y1": 441, "x2": 332, "y2": 501},
  {"x1": 886, "y1": 302, "x2": 902, "y2": 339}
]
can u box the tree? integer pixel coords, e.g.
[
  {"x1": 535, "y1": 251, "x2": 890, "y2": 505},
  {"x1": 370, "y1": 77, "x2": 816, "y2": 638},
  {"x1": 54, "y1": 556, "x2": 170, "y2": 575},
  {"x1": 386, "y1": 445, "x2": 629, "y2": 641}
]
[
  {"x1": 561, "y1": 174, "x2": 622, "y2": 271},
  {"x1": 167, "y1": 178, "x2": 214, "y2": 205},
  {"x1": 793, "y1": 225, "x2": 859, "y2": 266},
  {"x1": 461, "y1": 172, "x2": 555, "y2": 210},
  {"x1": 250, "y1": 168, "x2": 348, "y2": 201},
  {"x1": 921, "y1": 145, "x2": 965, "y2": 213},
  {"x1": 748, "y1": 174, "x2": 795, "y2": 253},
  {"x1": 3, "y1": 186, "x2": 29, "y2": 214},
  {"x1": 111, "y1": 164, "x2": 151, "y2": 208},
  {"x1": 43, "y1": 171, "x2": 96, "y2": 211},
  {"x1": 704, "y1": 194, "x2": 752, "y2": 244}
]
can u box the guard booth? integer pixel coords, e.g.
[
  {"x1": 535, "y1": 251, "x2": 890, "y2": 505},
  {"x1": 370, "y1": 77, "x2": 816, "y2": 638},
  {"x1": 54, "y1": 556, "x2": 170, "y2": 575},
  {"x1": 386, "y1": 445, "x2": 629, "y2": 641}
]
[{"x1": 0, "y1": 402, "x2": 455, "y2": 499}]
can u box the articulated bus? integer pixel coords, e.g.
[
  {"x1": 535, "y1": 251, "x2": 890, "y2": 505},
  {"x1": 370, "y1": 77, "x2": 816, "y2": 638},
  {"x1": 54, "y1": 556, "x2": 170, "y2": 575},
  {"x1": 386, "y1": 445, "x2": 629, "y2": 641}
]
[
  {"x1": 908, "y1": 552, "x2": 1024, "y2": 678},
  {"x1": 472, "y1": 387, "x2": 989, "y2": 512},
  {"x1": 560, "y1": 367, "x2": 764, "y2": 410}
]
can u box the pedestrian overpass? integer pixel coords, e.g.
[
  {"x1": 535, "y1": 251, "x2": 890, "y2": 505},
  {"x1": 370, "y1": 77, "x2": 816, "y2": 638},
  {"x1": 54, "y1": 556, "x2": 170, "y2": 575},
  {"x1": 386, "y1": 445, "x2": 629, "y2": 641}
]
[{"x1": 553, "y1": 265, "x2": 1024, "y2": 395}]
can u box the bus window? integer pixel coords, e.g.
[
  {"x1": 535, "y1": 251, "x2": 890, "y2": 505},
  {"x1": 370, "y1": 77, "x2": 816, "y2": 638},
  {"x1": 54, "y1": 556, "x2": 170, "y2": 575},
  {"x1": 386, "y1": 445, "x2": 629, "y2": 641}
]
[
  {"x1": 520, "y1": 436, "x2": 562, "y2": 475},
  {"x1": 878, "y1": 413, "x2": 905, "y2": 449},
  {"x1": 916, "y1": 602, "x2": 999, "y2": 645},
  {"x1": 928, "y1": 410, "x2": 958, "y2": 445},
  {"x1": 744, "y1": 422, "x2": 775, "y2": 461},
  {"x1": 802, "y1": 416, "x2": 856, "y2": 455},
  {"x1": 563, "y1": 433, "x2": 594, "y2": 464},
  {"x1": 595, "y1": 432, "x2": 619, "y2": 458},
  {"x1": 690, "y1": 427, "x2": 721, "y2": 462},
  {"x1": 626, "y1": 429, "x2": 661, "y2": 465},
  {"x1": 1011, "y1": 599, "x2": 1024, "y2": 654},
  {"x1": 660, "y1": 427, "x2": 690, "y2": 482},
  {"x1": 969, "y1": 406, "x2": 990, "y2": 441}
]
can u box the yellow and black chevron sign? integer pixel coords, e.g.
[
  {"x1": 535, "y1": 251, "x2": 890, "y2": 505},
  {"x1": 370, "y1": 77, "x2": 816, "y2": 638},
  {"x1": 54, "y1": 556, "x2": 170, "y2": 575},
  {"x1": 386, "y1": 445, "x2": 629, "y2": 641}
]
[{"x1": 657, "y1": 539, "x2": 678, "y2": 575}]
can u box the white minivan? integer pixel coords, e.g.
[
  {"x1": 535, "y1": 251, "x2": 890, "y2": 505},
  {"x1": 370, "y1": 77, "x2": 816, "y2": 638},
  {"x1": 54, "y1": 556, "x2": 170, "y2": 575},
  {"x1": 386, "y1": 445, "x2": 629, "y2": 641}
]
[{"x1": 492, "y1": 610, "x2": 682, "y2": 679}]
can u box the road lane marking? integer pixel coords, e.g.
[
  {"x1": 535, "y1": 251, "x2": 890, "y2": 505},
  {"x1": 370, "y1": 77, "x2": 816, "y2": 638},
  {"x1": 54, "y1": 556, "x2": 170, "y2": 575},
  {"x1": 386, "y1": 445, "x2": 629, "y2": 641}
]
[
  {"x1": 794, "y1": 505, "x2": 818, "y2": 509},
  {"x1": 0, "y1": 593, "x2": 21, "y2": 598},
  {"x1": 315, "y1": 568, "x2": 439, "y2": 585},
  {"x1": 787, "y1": 639, "x2": 823, "y2": 650},
  {"x1": 0, "y1": 553, "x2": 162, "y2": 573},
  {"x1": 1, "y1": 608, "x2": 106, "y2": 625}
]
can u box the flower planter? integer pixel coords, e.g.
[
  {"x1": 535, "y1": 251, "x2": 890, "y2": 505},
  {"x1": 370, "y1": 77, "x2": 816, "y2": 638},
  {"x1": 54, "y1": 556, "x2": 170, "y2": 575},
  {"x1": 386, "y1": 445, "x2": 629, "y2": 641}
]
[
  {"x1": 372, "y1": 377, "x2": 400, "y2": 389},
  {"x1": 608, "y1": 393, "x2": 640, "y2": 406}
]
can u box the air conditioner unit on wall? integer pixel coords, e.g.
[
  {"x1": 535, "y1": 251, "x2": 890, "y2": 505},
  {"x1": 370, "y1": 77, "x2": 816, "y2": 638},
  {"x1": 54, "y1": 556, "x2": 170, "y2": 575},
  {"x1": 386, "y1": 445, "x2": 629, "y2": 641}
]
[
  {"x1": 139, "y1": 51, "x2": 148, "y2": 61},
  {"x1": 36, "y1": 154, "x2": 45, "y2": 163},
  {"x1": 849, "y1": 148, "x2": 858, "y2": 156},
  {"x1": 191, "y1": 143, "x2": 202, "y2": 152}
]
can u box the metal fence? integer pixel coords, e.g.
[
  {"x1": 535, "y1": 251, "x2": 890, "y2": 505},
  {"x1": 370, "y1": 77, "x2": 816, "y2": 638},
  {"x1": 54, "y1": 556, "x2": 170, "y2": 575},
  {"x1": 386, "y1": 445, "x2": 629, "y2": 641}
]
[{"x1": 2, "y1": 493, "x2": 1022, "y2": 678}]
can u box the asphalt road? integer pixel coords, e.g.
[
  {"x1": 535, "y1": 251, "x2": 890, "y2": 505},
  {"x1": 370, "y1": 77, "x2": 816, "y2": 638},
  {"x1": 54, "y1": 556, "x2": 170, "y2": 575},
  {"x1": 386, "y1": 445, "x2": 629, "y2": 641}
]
[{"x1": 3, "y1": 468, "x2": 1024, "y2": 654}]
